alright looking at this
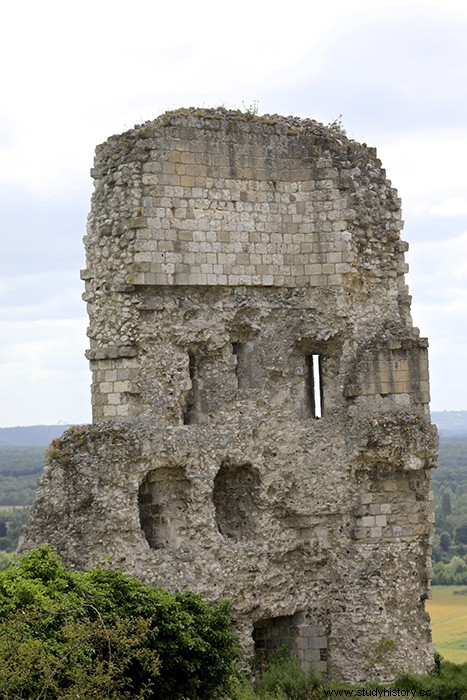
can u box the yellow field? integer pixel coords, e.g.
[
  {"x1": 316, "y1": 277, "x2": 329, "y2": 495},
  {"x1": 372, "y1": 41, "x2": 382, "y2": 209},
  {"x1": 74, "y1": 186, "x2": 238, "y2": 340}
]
[{"x1": 426, "y1": 585, "x2": 467, "y2": 664}]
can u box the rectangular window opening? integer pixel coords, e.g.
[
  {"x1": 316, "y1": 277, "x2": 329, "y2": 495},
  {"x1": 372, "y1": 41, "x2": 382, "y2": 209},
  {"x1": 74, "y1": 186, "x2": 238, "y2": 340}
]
[{"x1": 305, "y1": 354, "x2": 323, "y2": 419}]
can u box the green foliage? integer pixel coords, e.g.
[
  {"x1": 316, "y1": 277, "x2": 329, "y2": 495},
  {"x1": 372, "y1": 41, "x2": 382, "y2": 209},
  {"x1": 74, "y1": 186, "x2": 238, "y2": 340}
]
[
  {"x1": 326, "y1": 114, "x2": 347, "y2": 137},
  {"x1": 442, "y1": 491, "x2": 453, "y2": 516},
  {"x1": 2, "y1": 551, "x2": 466, "y2": 700},
  {"x1": 0, "y1": 446, "x2": 45, "y2": 476},
  {"x1": 0, "y1": 609, "x2": 159, "y2": 699},
  {"x1": 242, "y1": 101, "x2": 259, "y2": 119},
  {"x1": 456, "y1": 524, "x2": 467, "y2": 545},
  {"x1": 433, "y1": 555, "x2": 467, "y2": 585},
  {"x1": 0, "y1": 546, "x2": 239, "y2": 699},
  {"x1": 254, "y1": 655, "x2": 320, "y2": 699},
  {"x1": 394, "y1": 660, "x2": 467, "y2": 700},
  {"x1": 430, "y1": 436, "x2": 467, "y2": 570},
  {"x1": 230, "y1": 648, "x2": 321, "y2": 700},
  {"x1": 0, "y1": 506, "x2": 29, "y2": 552},
  {"x1": 441, "y1": 531, "x2": 453, "y2": 551},
  {"x1": 0, "y1": 551, "x2": 15, "y2": 571},
  {"x1": 231, "y1": 656, "x2": 467, "y2": 699}
]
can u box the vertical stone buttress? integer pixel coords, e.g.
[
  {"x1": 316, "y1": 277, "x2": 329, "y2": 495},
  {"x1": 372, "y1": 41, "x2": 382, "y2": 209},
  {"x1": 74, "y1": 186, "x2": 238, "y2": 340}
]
[{"x1": 22, "y1": 110, "x2": 438, "y2": 682}]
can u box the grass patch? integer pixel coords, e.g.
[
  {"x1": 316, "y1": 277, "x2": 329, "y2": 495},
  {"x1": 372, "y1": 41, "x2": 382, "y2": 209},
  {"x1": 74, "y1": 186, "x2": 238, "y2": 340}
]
[
  {"x1": 427, "y1": 585, "x2": 467, "y2": 664},
  {"x1": 228, "y1": 649, "x2": 322, "y2": 699},
  {"x1": 229, "y1": 657, "x2": 467, "y2": 699},
  {"x1": 394, "y1": 660, "x2": 467, "y2": 700}
]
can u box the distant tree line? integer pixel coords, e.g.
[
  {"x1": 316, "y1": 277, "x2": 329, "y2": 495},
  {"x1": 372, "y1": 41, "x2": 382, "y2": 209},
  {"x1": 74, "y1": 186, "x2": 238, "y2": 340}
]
[
  {"x1": 431, "y1": 436, "x2": 467, "y2": 583},
  {"x1": 0, "y1": 446, "x2": 44, "y2": 506}
]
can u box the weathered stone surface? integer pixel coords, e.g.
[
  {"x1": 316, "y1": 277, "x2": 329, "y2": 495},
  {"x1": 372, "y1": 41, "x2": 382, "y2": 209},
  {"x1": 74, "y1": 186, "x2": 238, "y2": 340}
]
[{"x1": 21, "y1": 108, "x2": 437, "y2": 683}]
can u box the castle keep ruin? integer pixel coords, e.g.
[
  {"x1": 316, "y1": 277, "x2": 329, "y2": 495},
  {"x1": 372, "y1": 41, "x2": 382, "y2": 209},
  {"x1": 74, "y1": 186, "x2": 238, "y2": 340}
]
[{"x1": 22, "y1": 109, "x2": 438, "y2": 682}]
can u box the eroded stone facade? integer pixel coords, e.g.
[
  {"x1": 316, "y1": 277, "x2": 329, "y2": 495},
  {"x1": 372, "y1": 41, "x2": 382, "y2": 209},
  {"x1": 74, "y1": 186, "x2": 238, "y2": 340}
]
[{"x1": 21, "y1": 109, "x2": 438, "y2": 682}]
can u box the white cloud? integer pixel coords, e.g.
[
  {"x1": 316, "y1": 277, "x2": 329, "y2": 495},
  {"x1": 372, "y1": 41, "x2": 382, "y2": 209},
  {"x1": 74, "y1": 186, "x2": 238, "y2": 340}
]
[
  {"x1": 408, "y1": 231, "x2": 467, "y2": 410},
  {"x1": 2, "y1": 0, "x2": 466, "y2": 194},
  {"x1": 0, "y1": 272, "x2": 84, "y2": 320},
  {"x1": 429, "y1": 198, "x2": 467, "y2": 218},
  {"x1": 371, "y1": 131, "x2": 467, "y2": 217},
  {"x1": 0, "y1": 318, "x2": 91, "y2": 427},
  {"x1": 409, "y1": 230, "x2": 467, "y2": 287},
  {"x1": 2, "y1": 0, "x2": 467, "y2": 422}
]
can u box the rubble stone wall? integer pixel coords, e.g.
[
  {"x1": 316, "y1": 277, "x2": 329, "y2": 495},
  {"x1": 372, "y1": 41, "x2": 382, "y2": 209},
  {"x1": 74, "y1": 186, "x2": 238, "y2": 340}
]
[{"x1": 21, "y1": 109, "x2": 438, "y2": 683}]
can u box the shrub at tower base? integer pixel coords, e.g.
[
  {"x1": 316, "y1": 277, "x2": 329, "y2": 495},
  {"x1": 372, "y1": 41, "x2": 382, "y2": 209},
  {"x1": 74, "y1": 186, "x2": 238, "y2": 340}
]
[{"x1": 0, "y1": 545, "x2": 239, "y2": 700}]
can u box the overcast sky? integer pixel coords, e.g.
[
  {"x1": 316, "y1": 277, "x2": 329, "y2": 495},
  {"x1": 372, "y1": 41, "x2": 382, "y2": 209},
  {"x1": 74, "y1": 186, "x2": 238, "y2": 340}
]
[{"x1": 1, "y1": 0, "x2": 466, "y2": 426}]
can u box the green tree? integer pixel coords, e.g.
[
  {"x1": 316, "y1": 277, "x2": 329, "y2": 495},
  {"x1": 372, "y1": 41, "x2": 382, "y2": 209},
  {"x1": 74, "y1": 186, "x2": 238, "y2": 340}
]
[
  {"x1": 440, "y1": 531, "x2": 452, "y2": 552},
  {"x1": 455, "y1": 524, "x2": 467, "y2": 545},
  {"x1": 432, "y1": 554, "x2": 467, "y2": 585},
  {"x1": 441, "y1": 491, "x2": 453, "y2": 517},
  {"x1": 0, "y1": 546, "x2": 239, "y2": 699},
  {"x1": 0, "y1": 507, "x2": 30, "y2": 552}
]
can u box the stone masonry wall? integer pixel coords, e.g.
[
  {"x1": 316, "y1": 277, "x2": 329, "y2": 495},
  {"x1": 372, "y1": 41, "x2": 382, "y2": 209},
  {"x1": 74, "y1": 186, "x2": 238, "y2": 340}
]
[{"x1": 21, "y1": 109, "x2": 438, "y2": 683}]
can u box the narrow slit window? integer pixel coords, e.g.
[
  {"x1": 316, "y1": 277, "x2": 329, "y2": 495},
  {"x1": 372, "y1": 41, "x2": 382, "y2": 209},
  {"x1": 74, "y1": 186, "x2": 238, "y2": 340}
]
[
  {"x1": 305, "y1": 354, "x2": 323, "y2": 418},
  {"x1": 232, "y1": 342, "x2": 244, "y2": 389},
  {"x1": 183, "y1": 351, "x2": 199, "y2": 424}
]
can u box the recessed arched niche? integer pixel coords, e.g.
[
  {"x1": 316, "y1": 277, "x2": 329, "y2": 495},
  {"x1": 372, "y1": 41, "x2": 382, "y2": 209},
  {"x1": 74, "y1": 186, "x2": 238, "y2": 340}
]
[
  {"x1": 213, "y1": 461, "x2": 261, "y2": 540},
  {"x1": 138, "y1": 466, "x2": 190, "y2": 549}
]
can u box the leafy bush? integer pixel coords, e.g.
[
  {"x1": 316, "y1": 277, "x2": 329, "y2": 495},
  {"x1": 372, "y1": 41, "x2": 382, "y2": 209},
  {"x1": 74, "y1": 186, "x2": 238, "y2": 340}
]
[
  {"x1": 230, "y1": 649, "x2": 321, "y2": 700},
  {"x1": 395, "y1": 660, "x2": 467, "y2": 700},
  {"x1": 0, "y1": 545, "x2": 239, "y2": 699},
  {"x1": 0, "y1": 550, "x2": 14, "y2": 571},
  {"x1": 230, "y1": 655, "x2": 467, "y2": 699},
  {"x1": 254, "y1": 655, "x2": 320, "y2": 699}
]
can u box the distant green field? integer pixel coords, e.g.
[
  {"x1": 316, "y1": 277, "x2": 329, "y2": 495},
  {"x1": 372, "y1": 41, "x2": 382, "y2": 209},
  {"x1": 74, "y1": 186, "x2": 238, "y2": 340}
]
[{"x1": 426, "y1": 585, "x2": 467, "y2": 664}]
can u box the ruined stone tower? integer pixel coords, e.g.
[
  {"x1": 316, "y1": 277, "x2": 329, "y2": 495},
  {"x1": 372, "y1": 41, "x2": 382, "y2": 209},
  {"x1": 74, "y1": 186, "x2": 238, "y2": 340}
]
[{"x1": 22, "y1": 109, "x2": 438, "y2": 682}]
